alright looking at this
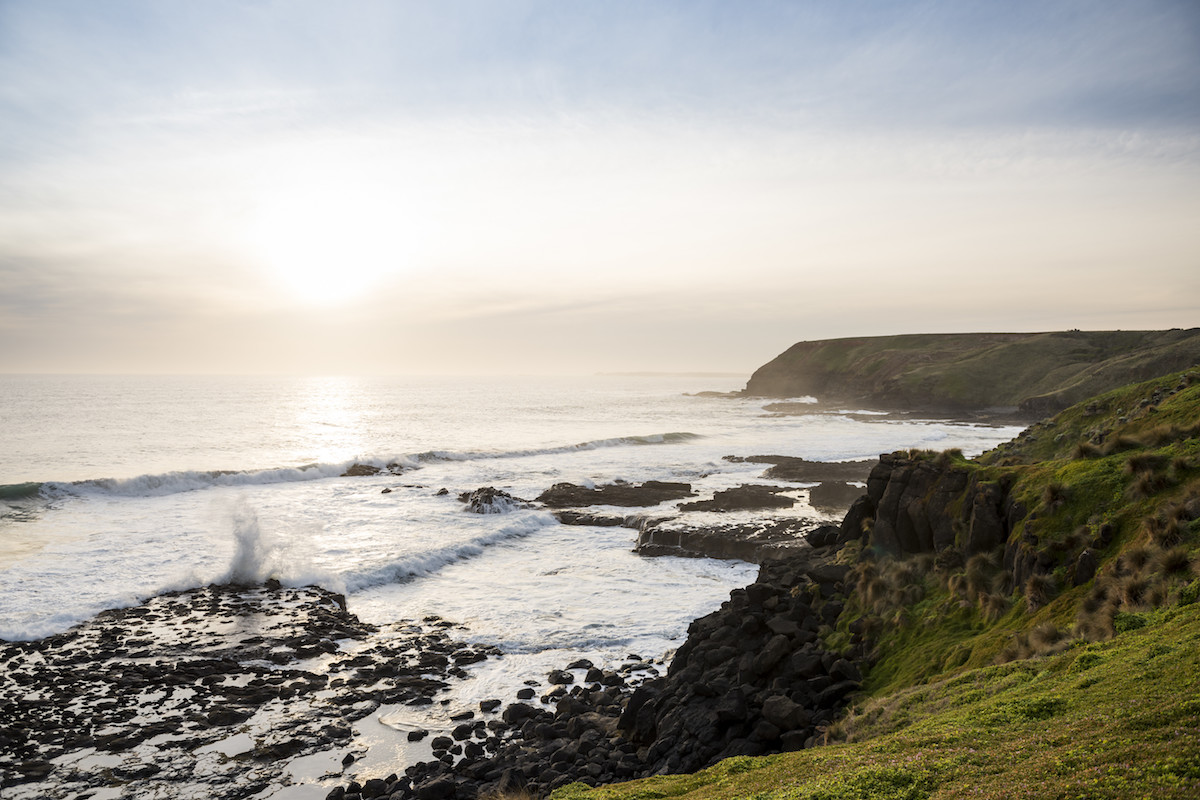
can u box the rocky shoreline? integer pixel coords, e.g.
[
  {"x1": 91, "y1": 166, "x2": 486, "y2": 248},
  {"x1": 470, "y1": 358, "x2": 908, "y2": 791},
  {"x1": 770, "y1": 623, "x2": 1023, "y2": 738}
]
[
  {"x1": 0, "y1": 584, "x2": 499, "y2": 799},
  {"x1": 2, "y1": 458, "x2": 870, "y2": 799},
  {"x1": 327, "y1": 528, "x2": 866, "y2": 799}
]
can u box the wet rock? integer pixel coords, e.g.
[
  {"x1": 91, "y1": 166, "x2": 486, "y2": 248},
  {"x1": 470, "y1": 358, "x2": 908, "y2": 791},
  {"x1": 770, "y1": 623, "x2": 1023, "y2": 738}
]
[
  {"x1": 536, "y1": 480, "x2": 695, "y2": 508},
  {"x1": 635, "y1": 518, "x2": 812, "y2": 562},
  {"x1": 679, "y1": 484, "x2": 796, "y2": 512},
  {"x1": 808, "y1": 482, "x2": 865, "y2": 511},
  {"x1": 415, "y1": 775, "x2": 457, "y2": 800},
  {"x1": 724, "y1": 456, "x2": 876, "y2": 483},
  {"x1": 457, "y1": 487, "x2": 528, "y2": 514}
]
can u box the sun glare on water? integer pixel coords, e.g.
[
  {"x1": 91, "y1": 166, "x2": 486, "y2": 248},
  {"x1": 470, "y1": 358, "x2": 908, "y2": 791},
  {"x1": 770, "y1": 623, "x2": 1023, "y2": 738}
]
[{"x1": 250, "y1": 183, "x2": 414, "y2": 306}]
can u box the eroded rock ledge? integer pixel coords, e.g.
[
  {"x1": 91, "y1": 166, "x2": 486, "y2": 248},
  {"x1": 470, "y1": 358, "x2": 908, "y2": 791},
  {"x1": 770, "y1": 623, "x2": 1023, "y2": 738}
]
[{"x1": 536, "y1": 481, "x2": 695, "y2": 508}]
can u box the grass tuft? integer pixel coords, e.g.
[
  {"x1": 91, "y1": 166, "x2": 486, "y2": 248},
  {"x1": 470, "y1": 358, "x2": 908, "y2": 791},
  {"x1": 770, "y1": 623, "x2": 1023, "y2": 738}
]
[{"x1": 1024, "y1": 573, "x2": 1056, "y2": 611}]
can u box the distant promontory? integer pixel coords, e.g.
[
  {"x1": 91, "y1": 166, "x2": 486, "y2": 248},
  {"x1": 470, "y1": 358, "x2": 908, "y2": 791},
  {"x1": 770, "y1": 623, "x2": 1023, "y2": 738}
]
[{"x1": 744, "y1": 329, "x2": 1200, "y2": 414}]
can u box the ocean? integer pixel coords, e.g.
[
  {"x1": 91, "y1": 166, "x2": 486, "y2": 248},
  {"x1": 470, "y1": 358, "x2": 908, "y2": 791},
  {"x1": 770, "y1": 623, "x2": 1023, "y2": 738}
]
[{"x1": 0, "y1": 374, "x2": 1024, "y2": 797}]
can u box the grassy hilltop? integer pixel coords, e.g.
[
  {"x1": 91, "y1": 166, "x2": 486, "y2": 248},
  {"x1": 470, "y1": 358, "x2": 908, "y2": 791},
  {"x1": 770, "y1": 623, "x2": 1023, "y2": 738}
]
[
  {"x1": 743, "y1": 329, "x2": 1200, "y2": 414},
  {"x1": 553, "y1": 368, "x2": 1200, "y2": 799}
]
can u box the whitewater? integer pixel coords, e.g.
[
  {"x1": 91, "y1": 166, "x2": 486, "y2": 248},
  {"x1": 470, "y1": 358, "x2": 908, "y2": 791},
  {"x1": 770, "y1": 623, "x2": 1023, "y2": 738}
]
[{"x1": 0, "y1": 373, "x2": 1024, "y2": 796}]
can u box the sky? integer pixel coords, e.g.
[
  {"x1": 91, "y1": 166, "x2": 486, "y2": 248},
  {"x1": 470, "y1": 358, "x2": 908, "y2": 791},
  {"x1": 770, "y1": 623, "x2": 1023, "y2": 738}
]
[{"x1": 1, "y1": 0, "x2": 1198, "y2": 376}]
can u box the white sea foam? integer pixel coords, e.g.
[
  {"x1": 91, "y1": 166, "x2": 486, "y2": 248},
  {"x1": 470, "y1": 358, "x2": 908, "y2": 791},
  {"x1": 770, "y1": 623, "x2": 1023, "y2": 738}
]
[
  {"x1": 340, "y1": 512, "x2": 557, "y2": 593},
  {"x1": 25, "y1": 432, "x2": 701, "y2": 505},
  {"x1": 0, "y1": 374, "x2": 1024, "y2": 646}
]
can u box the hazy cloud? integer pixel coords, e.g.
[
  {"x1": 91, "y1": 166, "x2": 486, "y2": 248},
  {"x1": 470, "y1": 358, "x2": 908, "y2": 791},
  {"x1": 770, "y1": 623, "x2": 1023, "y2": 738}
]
[{"x1": 1, "y1": 0, "x2": 1197, "y2": 374}]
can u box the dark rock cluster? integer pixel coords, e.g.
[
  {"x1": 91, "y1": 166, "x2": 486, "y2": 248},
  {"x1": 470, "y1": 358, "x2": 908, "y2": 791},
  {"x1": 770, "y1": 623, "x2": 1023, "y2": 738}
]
[
  {"x1": 0, "y1": 584, "x2": 498, "y2": 798},
  {"x1": 622, "y1": 553, "x2": 862, "y2": 776},
  {"x1": 333, "y1": 534, "x2": 866, "y2": 799}
]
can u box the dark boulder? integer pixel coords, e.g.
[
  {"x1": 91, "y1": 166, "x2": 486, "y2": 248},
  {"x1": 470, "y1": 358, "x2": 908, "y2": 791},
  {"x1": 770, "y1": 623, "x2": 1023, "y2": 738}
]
[{"x1": 457, "y1": 487, "x2": 527, "y2": 514}]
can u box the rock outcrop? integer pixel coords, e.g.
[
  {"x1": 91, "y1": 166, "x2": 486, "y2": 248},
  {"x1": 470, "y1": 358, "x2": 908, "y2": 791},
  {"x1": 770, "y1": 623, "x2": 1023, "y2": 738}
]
[
  {"x1": 457, "y1": 487, "x2": 528, "y2": 514},
  {"x1": 536, "y1": 481, "x2": 695, "y2": 508},
  {"x1": 678, "y1": 484, "x2": 795, "y2": 512}
]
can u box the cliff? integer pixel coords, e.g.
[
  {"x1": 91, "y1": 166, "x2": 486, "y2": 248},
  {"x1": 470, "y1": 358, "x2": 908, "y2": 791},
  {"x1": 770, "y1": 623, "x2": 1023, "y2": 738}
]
[
  {"x1": 743, "y1": 329, "x2": 1200, "y2": 414},
  {"x1": 553, "y1": 367, "x2": 1200, "y2": 800}
]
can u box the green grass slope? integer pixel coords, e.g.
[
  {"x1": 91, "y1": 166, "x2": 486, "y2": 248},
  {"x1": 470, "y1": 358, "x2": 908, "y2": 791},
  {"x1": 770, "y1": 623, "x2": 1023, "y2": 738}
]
[
  {"x1": 553, "y1": 369, "x2": 1200, "y2": 800},
  {"x1": 554, "y1": 605, "x2": 1200, "y2": 799},
  {"x1": 743, "y1": 329, "x2": 1200, "y2": 413}
]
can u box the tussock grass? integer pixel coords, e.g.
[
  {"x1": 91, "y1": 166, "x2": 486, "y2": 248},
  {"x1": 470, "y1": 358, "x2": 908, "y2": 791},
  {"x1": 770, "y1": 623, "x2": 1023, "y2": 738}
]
[
  {"x1": 1124, "y1": 452, "x2": 1169, "y2": 475},
  {"x1": 1024, "y1": 574, "x2": 1056, "y2": 611},
  {"x1": 1156, "y1": 546, "x2": 1194, "y2": 576}
]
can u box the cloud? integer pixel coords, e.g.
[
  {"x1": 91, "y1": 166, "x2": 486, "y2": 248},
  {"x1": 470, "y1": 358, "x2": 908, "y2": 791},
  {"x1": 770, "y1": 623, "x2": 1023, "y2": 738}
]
[{"x1": 0, "y1": 1, "x2": 1198, "y2": 374}]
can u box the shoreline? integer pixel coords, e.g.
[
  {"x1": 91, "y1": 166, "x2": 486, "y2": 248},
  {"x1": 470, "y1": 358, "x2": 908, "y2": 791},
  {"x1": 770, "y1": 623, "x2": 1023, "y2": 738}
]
[
  {"x1": 1, "y1": 506, "x2": 855, "y2": 799},
  {"x1": 324, "y1": 528, "x2": 862, "y2": 798},
  {"x1": 0, "y1": 458, "x2": 918, "y2": 798}
]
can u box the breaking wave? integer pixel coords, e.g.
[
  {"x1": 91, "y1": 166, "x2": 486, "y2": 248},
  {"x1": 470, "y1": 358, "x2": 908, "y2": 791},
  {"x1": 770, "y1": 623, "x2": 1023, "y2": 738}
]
[
  {"x1": 8, "y1": 432, "x2": 702, "y2": 504},
  {"x1": 341, "y1": 514, "x2": 556, "y2": 594}
]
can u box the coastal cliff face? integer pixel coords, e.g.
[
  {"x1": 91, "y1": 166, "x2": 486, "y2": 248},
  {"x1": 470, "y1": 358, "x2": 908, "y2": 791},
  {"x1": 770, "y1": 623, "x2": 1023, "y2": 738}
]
[
  {"x1": 837, "y1": 450, "x2": 1052, "y2": 598},
  {"x1": 832, "y1": 368, "x2": 1200, "y2": 687},
  {"x1": 743, "y1": 329, "x2": 1200, "y2": 413}
]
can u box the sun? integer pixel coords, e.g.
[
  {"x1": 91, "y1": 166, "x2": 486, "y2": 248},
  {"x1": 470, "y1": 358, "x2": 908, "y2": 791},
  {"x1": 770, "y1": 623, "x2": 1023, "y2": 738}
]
[{"x1": 249, "y1": 183, "x2": 410, "y2": 306}]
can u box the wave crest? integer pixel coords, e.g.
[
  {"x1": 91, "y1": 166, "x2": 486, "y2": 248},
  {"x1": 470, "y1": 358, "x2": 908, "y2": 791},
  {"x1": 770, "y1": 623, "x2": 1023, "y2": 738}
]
[{"x1": 12, "y1": 432, "x2": 702, "y2": 504}]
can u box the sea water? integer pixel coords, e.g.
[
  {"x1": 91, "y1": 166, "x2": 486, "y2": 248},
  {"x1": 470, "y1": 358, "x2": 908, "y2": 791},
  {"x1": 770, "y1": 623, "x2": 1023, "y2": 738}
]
[{"x1": 0, "y1": 374, "x2": 1025, "y2": 793}]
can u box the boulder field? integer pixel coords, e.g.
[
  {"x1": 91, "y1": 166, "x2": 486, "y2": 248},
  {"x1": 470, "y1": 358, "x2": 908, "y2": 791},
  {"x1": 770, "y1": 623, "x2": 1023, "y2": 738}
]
[{"x1": 329, "y1": 528, "x2": 867, "y2": 799}]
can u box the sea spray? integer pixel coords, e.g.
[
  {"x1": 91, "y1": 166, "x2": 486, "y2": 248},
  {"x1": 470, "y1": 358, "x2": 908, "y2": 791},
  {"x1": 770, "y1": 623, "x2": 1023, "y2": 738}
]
[{"x1": 227, "y1": 499, "x2": 276, "y2": 585}]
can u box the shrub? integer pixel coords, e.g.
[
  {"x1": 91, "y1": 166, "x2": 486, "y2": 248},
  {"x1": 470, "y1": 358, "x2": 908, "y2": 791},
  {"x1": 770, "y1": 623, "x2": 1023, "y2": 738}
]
[
  {"x1": 1121, "y1": 576, "x2": 1152, "y2": 609},
  {"x1": 1113, "y1": 611, "x2": 1148, "y2": 633},
  {"x1": 980, "y1": 591, "x2": 1010, "y2": 622},
  {"x1": 865, "y1": 577, "x2": 888, "y2": 606},
  {"x1": 1074, "y1": 613, "x2": 1114, "y2": 642},
  {"x1": 1124, "y1": 452, "x2": 1169, "y2": 476},
  {"x1": 1155, "y1": 546, "x2": 1193, "y2": 576},
  {"x1": 997, "y1": 634, "x2": 1032, "y2": 663},
  {"x1": 1029, "y1": 622, "x2": 1069, "y2": 653},
  {"x1": 1041, "y1": 482, "x2": 1069, "y2": 510},
  {"x1": 1103, "y1": 434, "x2": 1141, "y2": 455},
  {"x1": 1149, "y1": 517, "x2": 1187, "y2": 548},
  {"x1": 934, "y1": 448, "x2": 964, "y2": 468},
  {"x1": 1117, "y1": 545, "x2": 1154, "y2": 576},
  {"x1": 1128, "y1": 471, "x2": 1172, "y2": 500},
  {"x1": 1025, "y1": 573, "x2": 1056, "y2": 611},
  {"x1": 1180, "y1": 579, "x2": 1200, "y2": 605}
]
